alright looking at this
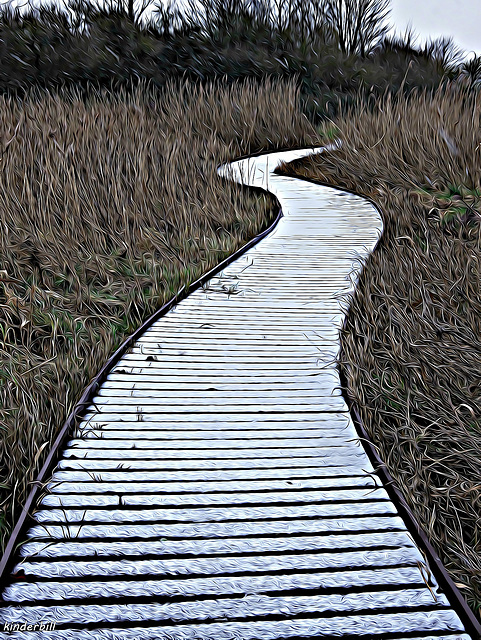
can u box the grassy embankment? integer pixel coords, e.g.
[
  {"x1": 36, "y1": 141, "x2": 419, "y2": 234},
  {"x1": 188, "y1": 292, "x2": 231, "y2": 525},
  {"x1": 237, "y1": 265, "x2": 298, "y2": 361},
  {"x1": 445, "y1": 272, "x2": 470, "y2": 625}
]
[
  {"x1": 276, "y1": 84, "x2": 481, "y2": 619},
  {"x1": 0, "y1": 77, "x2": 318, "y2": 550}
]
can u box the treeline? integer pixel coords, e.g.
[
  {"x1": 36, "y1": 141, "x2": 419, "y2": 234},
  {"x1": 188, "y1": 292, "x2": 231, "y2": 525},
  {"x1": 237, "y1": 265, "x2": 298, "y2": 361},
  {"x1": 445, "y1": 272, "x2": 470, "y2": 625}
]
[{"x1": 0, "y1": 0, "x2": 479, "y2": 118}]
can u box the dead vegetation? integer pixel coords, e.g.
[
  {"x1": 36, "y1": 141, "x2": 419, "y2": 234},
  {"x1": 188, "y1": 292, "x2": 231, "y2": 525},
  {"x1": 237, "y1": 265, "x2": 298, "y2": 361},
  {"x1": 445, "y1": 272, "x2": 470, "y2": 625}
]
[
  {"x1": 276, "y1": 83, "x2": 481, "y2": 619},
  {"x1": 0, "y1": 77, "x2": 318, "y2": 548}
]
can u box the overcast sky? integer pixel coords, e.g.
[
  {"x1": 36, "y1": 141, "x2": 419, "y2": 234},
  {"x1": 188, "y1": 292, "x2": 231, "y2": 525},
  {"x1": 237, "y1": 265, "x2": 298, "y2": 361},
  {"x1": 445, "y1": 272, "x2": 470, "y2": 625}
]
[
  {"x1": 390, "y1": 0, "x2": 481, "y2": 59},
  {"x1": 3, "y1": 0, "x2": 481, "y2": 60}
]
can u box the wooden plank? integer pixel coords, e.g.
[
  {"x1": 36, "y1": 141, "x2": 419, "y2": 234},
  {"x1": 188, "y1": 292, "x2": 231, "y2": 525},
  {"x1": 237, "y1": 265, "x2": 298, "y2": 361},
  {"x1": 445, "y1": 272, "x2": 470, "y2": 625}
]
[
  {"x1": 38, "y1": 487, "x2": 389, "y2": 509},
  {"x1": 18, "y1": 546, "x2": 420, "y2": 581},
  {"x1": 1, "y1": 565, "x2": 429, "y2": 603},
  {"x1": 75, "y1": 413, "x2": 353, "y2": 426},
  {"x1": 61, "y1": 449, "x2": 368, "y2": 464},
  {"x1": 0, "y1": 589, "x2": 451, "y2": 627},
  {"x1": 72, "y1": 429, "x2": 351, "y2": 440},
  {"x1": 101, "y1": 380, "x2": 340, "y2": 391},
  {"x1": 19, "y1": 530, "x2": 416, "y2": 559},
  {"x1": 25, "y1": 515, "x2": 408, "y2": 543},
  {"x1": 58, "y1": 456, "x2": 367, "y2": 471},
  {"x1": 45, "y1": 477, "x2": 380, "y2": 496}
]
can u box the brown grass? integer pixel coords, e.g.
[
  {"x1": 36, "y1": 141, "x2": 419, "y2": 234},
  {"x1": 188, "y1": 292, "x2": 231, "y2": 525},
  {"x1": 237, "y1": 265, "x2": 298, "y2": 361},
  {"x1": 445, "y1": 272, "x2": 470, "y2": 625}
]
[
  {"x1": 276, "y1": 83, "x2": 481, "y2": 619},
  {"x1": 0, "y1": 77, "x2": 318, "y2": 548}
]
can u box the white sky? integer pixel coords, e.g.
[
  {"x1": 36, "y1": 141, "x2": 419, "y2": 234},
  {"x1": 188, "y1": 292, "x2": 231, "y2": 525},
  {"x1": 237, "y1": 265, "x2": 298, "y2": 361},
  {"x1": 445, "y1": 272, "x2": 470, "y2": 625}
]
[
  {"x1": 390, "y1": 0, "x2": 481, "y2": 59},
  {"x1": 3, "y1": 0, "x2": 481, "y2": 60}
]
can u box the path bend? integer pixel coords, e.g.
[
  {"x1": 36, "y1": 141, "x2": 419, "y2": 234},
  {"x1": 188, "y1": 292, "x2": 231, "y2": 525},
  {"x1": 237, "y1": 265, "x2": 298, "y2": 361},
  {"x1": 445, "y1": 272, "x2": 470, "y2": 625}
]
[{"x1": 0, "y1": 148, "x2": 473, "y2": 639}]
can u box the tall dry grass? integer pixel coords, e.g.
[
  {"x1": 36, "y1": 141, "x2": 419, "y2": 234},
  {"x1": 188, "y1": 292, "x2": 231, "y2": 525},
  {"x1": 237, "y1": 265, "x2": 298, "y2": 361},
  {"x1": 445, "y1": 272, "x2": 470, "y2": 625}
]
[
  {"x1": 0, "y1": 77, "x2": 318, "y2": 548},
  {"x1": 276, "y1": 83, "x2": 481, "y2": 618}
]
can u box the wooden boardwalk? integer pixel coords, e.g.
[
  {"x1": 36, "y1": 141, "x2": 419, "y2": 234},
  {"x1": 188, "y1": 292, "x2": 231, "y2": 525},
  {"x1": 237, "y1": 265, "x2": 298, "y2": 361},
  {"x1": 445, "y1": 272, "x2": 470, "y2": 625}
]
[{"x1": 0, "y1": 148, "x2": 472, "y2": 638}]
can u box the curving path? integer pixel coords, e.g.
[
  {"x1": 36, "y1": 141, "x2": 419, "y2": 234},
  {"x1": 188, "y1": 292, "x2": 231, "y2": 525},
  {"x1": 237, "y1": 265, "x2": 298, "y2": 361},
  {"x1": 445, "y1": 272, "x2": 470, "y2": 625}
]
[{"x1": 0, "y1": 149, "x2": 471, "y2": 638}]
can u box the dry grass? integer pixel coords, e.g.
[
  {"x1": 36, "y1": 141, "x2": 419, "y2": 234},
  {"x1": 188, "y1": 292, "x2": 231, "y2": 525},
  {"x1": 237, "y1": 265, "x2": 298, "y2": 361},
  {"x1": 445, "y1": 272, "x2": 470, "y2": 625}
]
[
  {"x1": 0, "y1": 77, "x2": 318, "y2": 548},
  {"x1": 276, "y1": 83, "x2": 481, "y2": 619}
]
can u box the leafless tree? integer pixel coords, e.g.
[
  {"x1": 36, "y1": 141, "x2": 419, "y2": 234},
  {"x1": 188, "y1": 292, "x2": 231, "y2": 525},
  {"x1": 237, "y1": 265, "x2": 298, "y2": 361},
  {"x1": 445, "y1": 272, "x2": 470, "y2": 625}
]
[
  {"x1": 65, "y1": 0, "x2": 154, "y2": 28},
  {"x1": 111, "y1": 0, "x2": 152, "y2": 24},
  {"x1": 324, "y1": 0, "x2": 391, "y2": 56},
  {"x1": 270, "y1": 0, "x2": 329, "y2": 43}
]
